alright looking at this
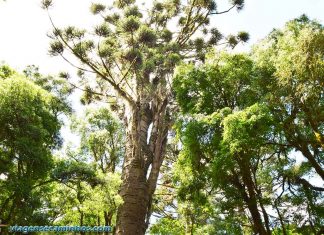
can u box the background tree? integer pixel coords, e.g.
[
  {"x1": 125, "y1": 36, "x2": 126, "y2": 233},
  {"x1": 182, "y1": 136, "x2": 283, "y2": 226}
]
[
  {"x1": 0, "y1": 65, "x2": 68, "y2": 225},
  {"x1": 47, "y1": 159, "x2": 122, "y2": 228},
  {"x1": 172, "y1": 16, "x2": 323, "y2": 234},
  {"x1": 71, "y1": 107, "x2": 124, "y2": 175},
  {"x1": 173, "y1": 53, "x2": 273, "y2": 234},
  {"x1": 27, "y1": 106, "x2": 124, "y2": 230},
  {"x1": 252, "y1": 15, "x2": 324, "y2": 180},
  {"x1": 70, "y1": 107, "x2": 125, "y2": 226},
  {"x1": 251, "y1": 15, "x2": 324, "y2": 234},
  {"x1": 41, "y1": 0, "x2": 248, "y2": 233}
]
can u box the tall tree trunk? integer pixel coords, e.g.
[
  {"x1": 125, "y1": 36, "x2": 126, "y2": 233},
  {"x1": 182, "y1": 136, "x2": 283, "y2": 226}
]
[
  {"x1": 298, "y1": 146, "x2": 324, "y2": 180},
  {"x1": 259, "y1": 198, "x2": 271, "y2": 234},
  {"x1": 115, "y1": 107, "x2": 149, "y2": 235},
  {"x1": 255, "y1": 182, "x2": 271, "y2": 234},
  {"x1": 115, "y1": 155, "x2": 149, "y2": 235},
  {"x1": 115, "y1": 100, "x2": 169, "y2": 235},
  {"x1": 275, "y1": 203, "x2": 287, "y2": 235},
  {"x1": 238, "y1": 157, "x2": 268, "y2": 235},
  {"x1": 104, "y1": 211, "x2": 113, "y2": 226}
]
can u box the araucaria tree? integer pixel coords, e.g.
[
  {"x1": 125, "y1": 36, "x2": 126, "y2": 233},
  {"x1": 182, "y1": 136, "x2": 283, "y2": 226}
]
[{"x1": 42, "y1": 0, "x2": 248, "y2": 233}]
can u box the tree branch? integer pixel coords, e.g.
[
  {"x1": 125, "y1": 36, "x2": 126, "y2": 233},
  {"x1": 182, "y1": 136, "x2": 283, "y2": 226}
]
[
  {"x1": 210, "y1": 4, "x2": 236, "y2": 15},
  {"x1": 294, "y1": 176, "x2": 324, "y2": 192},
  {"x1": 46, "y1": 11, "x2": 136, "y2": 106}
]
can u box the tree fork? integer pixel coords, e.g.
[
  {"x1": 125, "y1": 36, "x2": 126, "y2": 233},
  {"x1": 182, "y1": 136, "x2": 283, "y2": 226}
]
[{"x1": 116, "y1": 101, "x2": 169, "y2": 234}]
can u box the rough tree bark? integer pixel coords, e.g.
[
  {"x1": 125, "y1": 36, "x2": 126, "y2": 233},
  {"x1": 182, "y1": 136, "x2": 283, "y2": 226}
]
[{"x1": 116, "y1": 97, "x2": 169, "y2": 235}]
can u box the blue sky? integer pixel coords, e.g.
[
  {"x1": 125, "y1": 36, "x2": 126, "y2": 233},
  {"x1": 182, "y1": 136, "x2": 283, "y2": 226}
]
[
  {"x1": 0, "y1": 0, "x2": 323, "y2": 75},
  {"x1": 214, "y1": 0, "x2": 324, "y2": 51},
  {"x1": 0, "y1": 0, "x2": 323, "y2": 74}
]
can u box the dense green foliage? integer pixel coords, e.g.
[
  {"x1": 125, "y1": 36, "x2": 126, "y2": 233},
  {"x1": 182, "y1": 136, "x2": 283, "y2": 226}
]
[
  {"x1": 0, "y1": 68, "x2": 64, "y2": 225},
  {"x1": 150, "y1": 16, "x2": 323, "y2": 235},
  {"x1": 51, "y1": 107, "x2": 124, "y2": 226},
  {"x1": 0, "y1": 67, "x2": 123, "y2": 229}
]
